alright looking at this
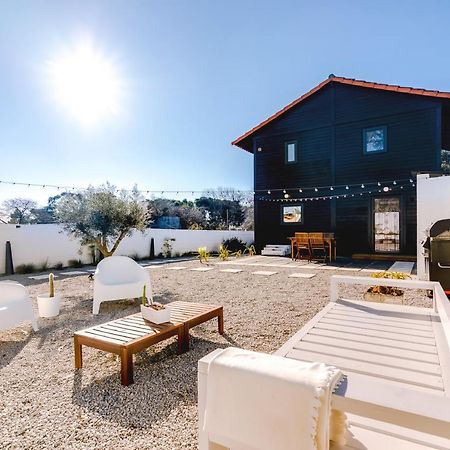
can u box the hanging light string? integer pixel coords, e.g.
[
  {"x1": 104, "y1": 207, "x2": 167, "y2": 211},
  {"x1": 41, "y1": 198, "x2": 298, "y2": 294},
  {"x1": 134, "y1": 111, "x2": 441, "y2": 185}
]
[
  {"x1": 258, "y1": 180, "x2": 415, "y2": 202},
  {"x1": 0, "y1": 176, "x2": 415, "y2": 197}
]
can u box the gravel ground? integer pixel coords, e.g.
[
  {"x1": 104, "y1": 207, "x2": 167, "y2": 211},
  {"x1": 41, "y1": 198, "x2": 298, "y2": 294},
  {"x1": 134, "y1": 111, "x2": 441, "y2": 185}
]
[{"x1": 0, "y1": 257, "x2": 431, "y2": 450}]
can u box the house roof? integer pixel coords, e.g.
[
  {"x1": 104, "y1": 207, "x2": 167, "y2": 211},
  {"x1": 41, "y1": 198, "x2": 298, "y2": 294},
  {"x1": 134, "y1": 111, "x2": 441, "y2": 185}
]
[{"x1": 232, "y1": 75, "x2": 450, "y2": 152}]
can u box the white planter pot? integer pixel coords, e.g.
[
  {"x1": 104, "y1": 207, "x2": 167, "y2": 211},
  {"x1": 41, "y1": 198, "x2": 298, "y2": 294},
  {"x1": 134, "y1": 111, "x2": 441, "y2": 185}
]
[
  {"x1": 141, "y1": 304, "x2": 171, "y2": 324},
  {"x1": 37, "y1": 294, "x2": 61, "y2": 318}
]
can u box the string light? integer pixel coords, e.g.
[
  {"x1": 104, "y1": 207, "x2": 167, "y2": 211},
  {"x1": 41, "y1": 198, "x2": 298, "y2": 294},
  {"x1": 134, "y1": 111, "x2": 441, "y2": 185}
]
[{"x1": 0, "y1": 177, "x2": 416, "y2": 197}]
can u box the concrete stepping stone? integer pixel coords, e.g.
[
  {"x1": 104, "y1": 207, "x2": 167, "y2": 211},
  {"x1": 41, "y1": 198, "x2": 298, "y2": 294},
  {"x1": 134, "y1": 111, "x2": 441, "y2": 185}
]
[
  {"x1": 28, "y1": 274, "x2": 58, "y2": 280},
  {"x1": 388, "y1": 261, "x2": 415, "y2": 274},
  {"x1": 60, "y1": 271, "x2": 87, "y2": 276},
  {"x1": 252, "y1": 270, "x2": 277, "y2": 276},
  {"x1": 166, "y1": 266, "x2": 187, "y2": 271},
  {"x1": 220, "y1": 269, "x2": 242, "y2": 273},
  {"x1": 288, "y1": 273, "x2": 316, "y2": 279},
  {"x1": 191, "y1": 267, "x2": 214, "y2": 272}
]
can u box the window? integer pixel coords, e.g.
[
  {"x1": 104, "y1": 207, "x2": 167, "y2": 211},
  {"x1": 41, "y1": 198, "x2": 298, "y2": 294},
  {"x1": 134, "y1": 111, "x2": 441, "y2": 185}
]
[
  {"x1": 285, "y1": 141, "x2": 297, "y2": 164},
  {"x1": 281, "y1": 205, "x2": 303, "y2": 224},
  {"x1": 363, "y1": 126, "x2": 387, "y2": 154}
]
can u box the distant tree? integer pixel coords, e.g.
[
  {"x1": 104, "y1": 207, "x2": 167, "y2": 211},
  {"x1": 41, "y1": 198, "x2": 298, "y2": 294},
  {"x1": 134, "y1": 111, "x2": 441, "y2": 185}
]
[
  {"x1": 54, "y1": 185, "x2": 149, "y2": 257},
  {"x1": 2, "y1": 198, "x2": 38, "y2": 224},
  {"x1": 195, "y1": 196, "x2": 244, "y2": 229},
  {"x1": 147, "y1": 198, "x2": 206, "y2": 229},
  {"x1": 242, "y1": 203, "x2": 254, "y2": 230}
]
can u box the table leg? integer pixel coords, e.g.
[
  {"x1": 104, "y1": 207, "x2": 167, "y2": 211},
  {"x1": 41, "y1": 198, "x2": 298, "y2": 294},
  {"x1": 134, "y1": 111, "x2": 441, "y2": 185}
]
[
  {"x1": 120, "y1": 348, "x2": 133, "y2": 386},
  {"x1": 177, "y1": 326, "x2": 184, "y2": 355},
  {"x1": 218, "y1": 310, "x2": 224, "y2": 335},
  {"x1": 182, "y1": 325, "x2": 190, "y2": 353},
  {"x1": 74, "y1": 336, "x2": 82, "y2": 369},
  {"x1": 333, "y1": 241, "x2": 337, "y2": 261}
]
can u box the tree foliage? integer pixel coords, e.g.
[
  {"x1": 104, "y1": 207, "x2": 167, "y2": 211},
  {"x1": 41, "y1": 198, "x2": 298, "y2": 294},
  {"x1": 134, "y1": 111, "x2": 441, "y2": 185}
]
[
  {"x1": 54, "y1": 185, "x2": 149, "y2": 257},
  {"x1": 2, "y1": 198, "x2": 38, "y2": 224}
]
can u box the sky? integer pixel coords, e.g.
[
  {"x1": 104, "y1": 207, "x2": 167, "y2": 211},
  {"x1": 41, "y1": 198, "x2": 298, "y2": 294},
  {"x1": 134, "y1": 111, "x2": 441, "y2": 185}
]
[{"x1": 0, "y1": 0, "x2": 449, "y2": 206}]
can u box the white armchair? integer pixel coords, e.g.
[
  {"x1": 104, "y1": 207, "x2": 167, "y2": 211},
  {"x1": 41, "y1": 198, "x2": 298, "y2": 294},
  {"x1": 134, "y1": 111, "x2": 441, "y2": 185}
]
[
  {"x1": 93, "y1": 256, "x2": 152, "y2": 314},
  {"x1": 0, "y1": 282, "x2": 38, "y2": 332}
]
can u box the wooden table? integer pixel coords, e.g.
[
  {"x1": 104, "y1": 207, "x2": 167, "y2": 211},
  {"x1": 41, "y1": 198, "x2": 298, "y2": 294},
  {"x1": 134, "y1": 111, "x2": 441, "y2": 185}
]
[
  {"x1": 288, "y1": 233, "x2": 336, "y2": 261},
  {"x1": 74, "y1": 301, "x2": 224, "y2": 386}
]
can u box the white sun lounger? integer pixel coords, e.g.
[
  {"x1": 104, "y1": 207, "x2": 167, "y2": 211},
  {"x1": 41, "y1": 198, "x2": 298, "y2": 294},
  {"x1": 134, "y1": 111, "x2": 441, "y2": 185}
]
[{"x1": 198, "y1": 275, "x2": 450, "y2": 449}]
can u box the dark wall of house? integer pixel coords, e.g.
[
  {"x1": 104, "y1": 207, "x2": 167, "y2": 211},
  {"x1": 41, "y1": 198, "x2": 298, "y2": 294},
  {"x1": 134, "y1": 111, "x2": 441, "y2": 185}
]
[{"x1": 252, "y1": 82, "x2": 442, "y2": 255}]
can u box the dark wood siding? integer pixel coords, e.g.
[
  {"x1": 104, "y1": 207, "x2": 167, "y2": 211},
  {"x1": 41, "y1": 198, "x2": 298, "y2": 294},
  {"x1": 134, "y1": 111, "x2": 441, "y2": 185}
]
[{"x1": 252, "y1": 82, "x2": 443, "y2": 255}]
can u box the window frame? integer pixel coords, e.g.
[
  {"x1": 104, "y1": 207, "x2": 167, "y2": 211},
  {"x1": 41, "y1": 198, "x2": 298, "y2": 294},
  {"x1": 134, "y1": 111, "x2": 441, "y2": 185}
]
[
  {"x1": 285, "y1": 140, "x2": 298, "y2": 164},
  {"x1": 363, "y1": 126, "x2": 387, "y2": 154},
  {"x1": 280, "y1": 204, "x2": 304, "y2": 225}
]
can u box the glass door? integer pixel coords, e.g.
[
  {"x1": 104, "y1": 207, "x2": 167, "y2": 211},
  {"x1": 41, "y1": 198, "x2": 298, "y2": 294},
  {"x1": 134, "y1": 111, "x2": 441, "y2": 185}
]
[{"x1": 373, "y1": 197, "x2": 400, "y2": 253}]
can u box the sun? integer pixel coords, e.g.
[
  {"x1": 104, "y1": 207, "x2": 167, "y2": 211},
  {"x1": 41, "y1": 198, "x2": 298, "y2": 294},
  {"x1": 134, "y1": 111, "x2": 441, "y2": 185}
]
[{"x1": 47, "y1": 39, "x2": 123, "y2": 127}]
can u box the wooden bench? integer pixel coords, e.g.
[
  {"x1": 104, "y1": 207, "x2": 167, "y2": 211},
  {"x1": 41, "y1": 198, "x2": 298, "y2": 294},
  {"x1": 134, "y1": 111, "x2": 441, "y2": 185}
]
[
  {"x1": 75, "y1": 301, "x2": 223, "y2": 386},
  {"x1": 198, "y1": 276, "x2": 450, "y2": 449}
]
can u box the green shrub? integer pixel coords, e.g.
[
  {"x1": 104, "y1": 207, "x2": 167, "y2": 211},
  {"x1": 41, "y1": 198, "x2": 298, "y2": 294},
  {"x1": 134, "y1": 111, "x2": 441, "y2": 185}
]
[
  {"x1": 38, "y1": 260, "x2": 49, "y2": 272},
  {"x1": 68, "y1": 259, "x2": 83, "y2": 268},
  {"x1": 53, "y1": 262, "x2": 64, "y2": 270},
  {"x1": 222, "y1": 237, "x2": 246, "y2": 253},
  {"x1": 15, "y1": 263, "x2": 37, "y2": 274}
]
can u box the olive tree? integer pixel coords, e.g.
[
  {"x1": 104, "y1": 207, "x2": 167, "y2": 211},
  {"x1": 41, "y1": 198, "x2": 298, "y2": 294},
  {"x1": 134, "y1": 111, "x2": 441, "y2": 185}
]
[{"x1": 54, "y1": 185, "x2": 149, "y2": 257}]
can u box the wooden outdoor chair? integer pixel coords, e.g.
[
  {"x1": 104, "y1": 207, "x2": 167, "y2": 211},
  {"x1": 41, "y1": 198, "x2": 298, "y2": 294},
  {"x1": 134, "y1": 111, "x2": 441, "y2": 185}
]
[
  {"x1": 309, "y1": 232, "x2": 328, "y2": 262},
  {"x1": 294, "y1": 232, "x2": 311, "y2": 261}
]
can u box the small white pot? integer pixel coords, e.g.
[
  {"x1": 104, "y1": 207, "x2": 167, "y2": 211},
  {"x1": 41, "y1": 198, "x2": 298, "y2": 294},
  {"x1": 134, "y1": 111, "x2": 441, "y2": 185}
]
[
  {"x1": 37, "y1": 294, "x2": 61, "y2": 318},
  {"x1": 141, "y1": 304, "x2": 171, "y2": 324}
]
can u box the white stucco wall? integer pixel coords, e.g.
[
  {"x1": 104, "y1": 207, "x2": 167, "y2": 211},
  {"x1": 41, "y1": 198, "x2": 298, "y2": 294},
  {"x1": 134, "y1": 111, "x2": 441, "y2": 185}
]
[
  {"x1": 417, "y1": 174, "x2": 450, "y2": 280},
  {"x1": 0, "y1": 224, "x2": 254, "y2": 273}
]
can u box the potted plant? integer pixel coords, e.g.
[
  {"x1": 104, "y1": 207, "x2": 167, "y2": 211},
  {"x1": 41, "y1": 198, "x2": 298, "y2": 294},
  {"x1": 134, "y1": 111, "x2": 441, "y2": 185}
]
[
  {"x1": 364, "y1": 271, "x2": 410, "y2": 304},
  {"x1": 37, "y1": 273, "x2": 61, "y2": 317},
  {"x1": 140, "y1": 285, "x2": 170, "y2": 324}
]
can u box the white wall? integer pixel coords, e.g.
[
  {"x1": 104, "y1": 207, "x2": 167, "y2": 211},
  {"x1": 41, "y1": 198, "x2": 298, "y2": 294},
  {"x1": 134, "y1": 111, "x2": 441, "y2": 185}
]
[
  {"x1": 417, "y1": 174, "x2": 450, "y2": 279},
  {"x1": 0, "y1": 224, "x2": 254, "y2": 273}
]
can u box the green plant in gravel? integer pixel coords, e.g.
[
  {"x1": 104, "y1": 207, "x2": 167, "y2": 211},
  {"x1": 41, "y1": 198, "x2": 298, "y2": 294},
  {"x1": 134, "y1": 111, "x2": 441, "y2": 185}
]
[
  {"x1": 15, "y1": 263, "x2": 37, "y2": 274},
  {"x1": 49, "y1": 273, "x2": 55, "y2": 298},
  {"x1": 197, "y1": 247, "x2": 210, "y2": 264},
  {"x1": 218, "y1": 245, "x2": 229, "y2": 261},
  {"x1": 367, "y1": 271, "x2": 411, "y2": 296},
  {"x1": 246, "y1": 244, "x2": 256, "y2": 256}
]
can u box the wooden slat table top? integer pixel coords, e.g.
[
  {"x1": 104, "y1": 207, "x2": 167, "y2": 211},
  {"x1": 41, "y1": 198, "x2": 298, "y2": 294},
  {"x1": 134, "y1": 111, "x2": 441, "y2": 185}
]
[
  {"x1": 277, "y1": 299, "x2": 450, "y2": 395},
  {"x1": 75, "y1": 301, "x2": 222, "y2": 349}
]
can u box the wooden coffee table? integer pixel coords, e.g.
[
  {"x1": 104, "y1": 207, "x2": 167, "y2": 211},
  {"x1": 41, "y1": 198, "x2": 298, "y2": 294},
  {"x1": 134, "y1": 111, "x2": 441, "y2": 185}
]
[{"x1": 74, "y1": 301, "x2": 223, "y2": 385}]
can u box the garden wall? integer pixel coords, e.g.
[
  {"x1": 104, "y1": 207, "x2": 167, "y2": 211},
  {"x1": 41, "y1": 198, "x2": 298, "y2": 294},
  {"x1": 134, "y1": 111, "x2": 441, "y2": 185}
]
[{"x1": 0, "y1": 224, "x2": 254, "y2": 273}]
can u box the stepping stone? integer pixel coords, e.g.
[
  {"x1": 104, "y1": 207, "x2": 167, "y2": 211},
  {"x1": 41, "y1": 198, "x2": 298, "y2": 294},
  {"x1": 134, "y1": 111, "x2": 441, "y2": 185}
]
[
  {"x1": 166, "y1": 266, "x2": 187, "y2": 271},
  {"x1": 191, "y1": 267, "x2": 214, "y2": 272},
  {"x1": 220, "y1": 269, "x2": 242, "y2": 273},
  {"x1": 28, "y1": 274, "x2": 58, "y2": 280},
  {"x1": 60, "y1": 271, "x2": 87, "y2": 276},
  {"x1": 289, "y1": 273, "x2": 316, "y2": 278},
  {"x1": 388, "y1": 261, "x2": 415, "y2": 275},
  {"x1": 252, "y1": 271, "x2": 277, "y2": 276}
]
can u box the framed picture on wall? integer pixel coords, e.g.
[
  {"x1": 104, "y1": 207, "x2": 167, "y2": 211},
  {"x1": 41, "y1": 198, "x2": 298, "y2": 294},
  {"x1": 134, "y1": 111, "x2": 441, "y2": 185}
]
[{"x1": 281, "y1": 205, "x2": 303, "y2": 224}]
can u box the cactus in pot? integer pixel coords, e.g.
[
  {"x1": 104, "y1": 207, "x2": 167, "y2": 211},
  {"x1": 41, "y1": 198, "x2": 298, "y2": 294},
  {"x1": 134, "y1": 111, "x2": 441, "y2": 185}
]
[
  {"x1": 37, "y1": 272, "x2": 61, "y2": 317},
  {"x1": 49, "y1": 273, "x2": 55, "y2": 298}
]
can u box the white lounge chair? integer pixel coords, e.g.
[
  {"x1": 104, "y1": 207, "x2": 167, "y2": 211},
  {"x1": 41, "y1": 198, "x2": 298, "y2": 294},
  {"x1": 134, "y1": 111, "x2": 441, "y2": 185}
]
[
  {"x1": 199, "y1": 275, "x2": 450, "y2": 449},
  {"x1": 93, "y1": 256, "x2": 152, "y2": 314},
  {"x1": 0, "y1": 282, "x2": 38, "y2": 332}
]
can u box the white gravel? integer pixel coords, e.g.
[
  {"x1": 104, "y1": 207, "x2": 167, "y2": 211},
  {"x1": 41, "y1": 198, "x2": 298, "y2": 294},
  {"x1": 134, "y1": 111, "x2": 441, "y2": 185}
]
[{"x1": 0, "y1": 257, "x2": 431, "y2": 449}]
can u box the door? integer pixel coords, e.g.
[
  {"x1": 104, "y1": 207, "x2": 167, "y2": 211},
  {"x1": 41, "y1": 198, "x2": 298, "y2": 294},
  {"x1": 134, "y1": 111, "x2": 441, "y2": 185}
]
[{"x1": 373, "y1": 197, "x2": 400, "y2": 253}]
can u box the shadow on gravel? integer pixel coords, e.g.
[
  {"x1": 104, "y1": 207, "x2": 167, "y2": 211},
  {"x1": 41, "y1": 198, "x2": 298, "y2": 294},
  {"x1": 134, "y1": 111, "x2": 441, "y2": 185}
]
[
  {"x1": 0, "y1": 333, "x2": 32, "y2": 369},
  {"x1": 71, "y1": 336, "x2": 228, "y2": 427}
]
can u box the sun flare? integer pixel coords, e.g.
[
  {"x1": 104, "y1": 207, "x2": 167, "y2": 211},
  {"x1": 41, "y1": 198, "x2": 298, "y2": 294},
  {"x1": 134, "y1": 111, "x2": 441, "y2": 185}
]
[{"x1": 47, "y1": 39, "x2": 123, "y2": 127}]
